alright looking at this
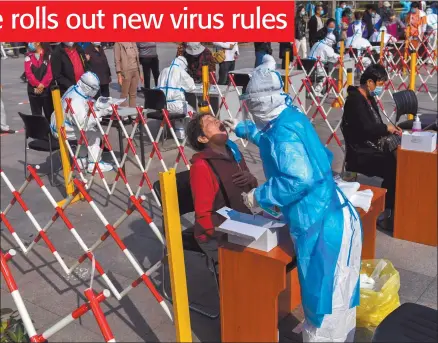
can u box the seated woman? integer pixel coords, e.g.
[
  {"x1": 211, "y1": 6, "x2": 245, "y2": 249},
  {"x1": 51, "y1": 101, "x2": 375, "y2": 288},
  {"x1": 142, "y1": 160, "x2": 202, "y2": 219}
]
[
  {"x1": 187, "y1": 114, "x2": 258, "y2": 262},
  {"x1": 341, "y1": 64, "x2": 402, "y2": 229}
]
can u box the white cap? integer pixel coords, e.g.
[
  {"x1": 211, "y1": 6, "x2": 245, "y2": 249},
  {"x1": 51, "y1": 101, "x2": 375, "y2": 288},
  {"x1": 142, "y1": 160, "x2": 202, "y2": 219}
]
[
  {"x1": 185, "y1": 42, "x2": 205, "y2": 56},
  {"x1": 383, "y1": 1, "x2": 391, "y2": 7}
]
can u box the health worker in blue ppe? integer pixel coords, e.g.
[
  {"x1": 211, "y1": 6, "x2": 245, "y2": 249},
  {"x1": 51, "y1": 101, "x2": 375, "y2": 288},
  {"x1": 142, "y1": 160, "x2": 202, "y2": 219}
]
[
  {"x1": 50, "y1": 71, "x2": 123, "y2": 173},
  {"x1": 224, "y1": 57, "x2": 362, "y2": 342},
  {"x1": 308, "y1": 33, "x2": 340, "y2": 97},
  {"x1": 335, "y1": 1, "x2": 349, "y2": 36},
  {"x1": 156, "y1": 56, "x2": 196, "y2": 140}
]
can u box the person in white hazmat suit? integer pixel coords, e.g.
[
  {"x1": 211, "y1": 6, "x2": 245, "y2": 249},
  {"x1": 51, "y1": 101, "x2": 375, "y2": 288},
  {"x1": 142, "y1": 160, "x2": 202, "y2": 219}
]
[
  {"x1": 369, "y1": 26, "x2": 398, "y2": 53},
  {"x1": 308, "y1": 33, "x2": 340, "y2": 97},
  {"x1": 346, "y1": 21, "x2": 373, "y2": 70},
  {"x1": 50, "y1": 71, "x2": 119, "y2": 173},
  {"x1": 225, "y1": 57, "x2": 362, "y2": 342},
  {"x1": 425, "y1": 8, "x2": 437, "y2": 64},
  {"x1": 156, "y1": 56, "x2": 196, "y2": 140}
]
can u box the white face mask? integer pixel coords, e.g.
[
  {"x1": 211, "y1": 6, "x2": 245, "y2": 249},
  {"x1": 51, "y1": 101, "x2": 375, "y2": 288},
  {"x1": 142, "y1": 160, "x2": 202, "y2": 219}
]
[
  {"x1": 92, "y1": 42, "x2": 101, "y2": 46},
  {"x1": 64, "y1": 42, "x2": 74, "y2": 47}
]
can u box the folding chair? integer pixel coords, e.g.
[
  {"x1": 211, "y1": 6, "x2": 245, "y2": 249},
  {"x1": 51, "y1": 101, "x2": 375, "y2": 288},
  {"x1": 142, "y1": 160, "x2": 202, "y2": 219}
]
[
  {"x1": 229, "y1": 72, "x2": 250, "y2": 94},
  {"x1": 18, "y1": 112, "x2": 62, "y2": 186},
  {"x1": 153, "y1": 171, "x2": 220, "y2": 319},
  {"x1": 372, "y1": 303, "x2": 437, "y2": 342}
]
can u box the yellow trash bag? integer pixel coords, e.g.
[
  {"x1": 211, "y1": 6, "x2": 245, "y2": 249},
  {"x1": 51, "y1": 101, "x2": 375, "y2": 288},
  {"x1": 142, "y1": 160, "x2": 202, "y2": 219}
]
[{"x1": 356, "y1": 259, "x2": 401, "y2": 328}]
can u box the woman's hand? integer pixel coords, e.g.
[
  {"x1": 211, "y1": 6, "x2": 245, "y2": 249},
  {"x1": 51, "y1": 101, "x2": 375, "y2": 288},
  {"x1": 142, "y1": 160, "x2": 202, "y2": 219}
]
[
  {"x1": 387, "y1": 123, "x2": 402, "y2": 135},
  {"x1": 118, "y1": 74, "x2": 123, "y2": 86},
  {"x1": 232, "y1": 171, "x2": 257, "y2": 187}
]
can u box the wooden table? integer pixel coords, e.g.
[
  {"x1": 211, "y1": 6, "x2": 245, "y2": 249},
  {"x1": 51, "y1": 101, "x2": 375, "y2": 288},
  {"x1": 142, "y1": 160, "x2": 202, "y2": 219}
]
[
  {"x1": 219, "y1": 184, "x2": 386, "y2": 342},
  {"x1": 394, "y1": 147, "x2": 437, "y2": 246},
  {"x1": 358, "y1": 185, "x2": 386, "y2": 259}
]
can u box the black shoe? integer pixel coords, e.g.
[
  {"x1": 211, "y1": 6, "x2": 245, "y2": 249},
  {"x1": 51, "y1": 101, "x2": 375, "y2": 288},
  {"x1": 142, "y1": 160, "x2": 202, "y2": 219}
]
[{"x1": 0, "y1": 129, "x2": 16, "y2": 134}]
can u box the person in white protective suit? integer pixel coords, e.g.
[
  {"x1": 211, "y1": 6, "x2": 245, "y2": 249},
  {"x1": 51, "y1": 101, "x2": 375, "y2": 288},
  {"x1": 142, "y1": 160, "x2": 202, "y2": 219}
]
[
  {"x1": 224, "y1": 58, "x2": 362, "y2": 342},
  {"x1": 425, "y1": 8, "x2": 437, "y2": 64},
  {"x1": 346, "y1": 21, "x2": 373, "y2": 70},
  {"x1": 50, "y1": 71, "x2": 118, "y2": 173},
  {"x1": 156, "y1": 56, "x2": 196, "y2": 140},
  {"x1": 308, "y1": 33, "x2": 340, "y2": 97},
  {"x1": 369, "y1": 26, "x2": 398, "y2": 53}
]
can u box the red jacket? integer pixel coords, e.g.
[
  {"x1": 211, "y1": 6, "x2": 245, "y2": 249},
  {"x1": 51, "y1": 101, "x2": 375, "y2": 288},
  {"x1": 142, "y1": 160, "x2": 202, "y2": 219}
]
[
  {"x1": 190, "y1": 141, "x2": 257, "y2": 242},
  {"x1": 24, "y1": 51, "x2": 53, "y2": 95}
]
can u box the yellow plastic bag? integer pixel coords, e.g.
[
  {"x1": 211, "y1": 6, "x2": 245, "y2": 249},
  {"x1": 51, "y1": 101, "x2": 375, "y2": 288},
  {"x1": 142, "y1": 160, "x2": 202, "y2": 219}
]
[{"x1": 356, "y1": 259, "x2": 401, "y2": 328}]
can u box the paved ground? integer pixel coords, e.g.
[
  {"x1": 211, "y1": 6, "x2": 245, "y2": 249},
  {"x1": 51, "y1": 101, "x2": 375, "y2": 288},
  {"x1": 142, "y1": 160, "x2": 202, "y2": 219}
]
[{"x1": 1, "y1": 43, "x2": 437, "y2": 342}]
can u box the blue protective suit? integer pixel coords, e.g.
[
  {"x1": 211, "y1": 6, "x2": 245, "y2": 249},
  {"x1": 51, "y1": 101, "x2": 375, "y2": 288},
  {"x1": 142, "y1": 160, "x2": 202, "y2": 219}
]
[
  {"x1": 236, "y1": 106, "x2": 361, "y2": 331},
  {"x1": 400, "y1": 1, "x2": 411, "y2": 22}
]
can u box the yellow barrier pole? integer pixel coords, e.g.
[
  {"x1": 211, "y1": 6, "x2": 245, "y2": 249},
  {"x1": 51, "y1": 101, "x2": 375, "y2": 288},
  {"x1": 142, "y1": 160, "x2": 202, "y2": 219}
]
[
  {"x1": 159, "y1": 169, "x2": 192, "y2": 342},
  {"x1": 408, "y1": 49, "x2": 417, "y2": 120},
  {"x1": 345, "y1": 67, "x2": 357, "y2": 180},
  {"x1": 403, "y1": 28, "x2": 410, "y2": 76},
  {"x1": 51, "y1": 86, "x2": 82, "y2": 206},
  {"x1": 347, "y1": 68, "x2": 353, "y2": 87},
  {"x1": 202, "y1": 63, "x2": 209, "y2": 102},
  {"x1": 284, "y1": 49, "x2": 290, "y2": 93},
  {"x1": 332, "y1": 40, "x2": 344, "y2": 108},
  {"x1": 199, "y1": 63, "x2": 211, "y2": 114},
  {"x1": 379, "y1": 30, "x2": 385, "y2": 63}
]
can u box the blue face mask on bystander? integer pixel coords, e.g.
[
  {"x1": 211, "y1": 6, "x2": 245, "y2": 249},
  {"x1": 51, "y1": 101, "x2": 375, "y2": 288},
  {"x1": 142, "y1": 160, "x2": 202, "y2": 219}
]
[{"x1": 371, "y1": 85, "x2": 384, "y2": 97}]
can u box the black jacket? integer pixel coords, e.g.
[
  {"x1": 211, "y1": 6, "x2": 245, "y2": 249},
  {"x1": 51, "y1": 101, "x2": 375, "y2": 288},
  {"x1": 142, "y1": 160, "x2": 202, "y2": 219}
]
[
  {"x1": 51, "y1": 43, "x2": 90, "y2": 95},
  {"x1": 85, "y1": 45, "x2": 111, "y2": 85},
  {"x1": 342, "y1": 86, "x2": 388, "y2": 149},
  {"x1": 295, "y1": 15, "x2": 307, "y2": 40},
  {"x1": 254, "y1": 43, "x2": 272, "y2": 54},
  {"x1": 309, "y1": 15, "x2": 322, "y2": 45}
]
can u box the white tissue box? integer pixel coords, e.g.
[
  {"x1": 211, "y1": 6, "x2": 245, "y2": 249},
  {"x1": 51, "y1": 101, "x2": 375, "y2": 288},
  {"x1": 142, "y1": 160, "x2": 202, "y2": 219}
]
[
  {"x1": 216, "y1": 207, "x2": 285, "y2": 252},
  {"x1": 227, "y1": 227, "x2": 281, "y2": 252},
  {"x1": 401, "y1": 131, "x2": 437, "y2": 153}
]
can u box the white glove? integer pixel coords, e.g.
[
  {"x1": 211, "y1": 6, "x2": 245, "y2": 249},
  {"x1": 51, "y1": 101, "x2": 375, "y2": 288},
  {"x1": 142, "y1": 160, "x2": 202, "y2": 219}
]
[
  {"x1": 223, "y1": 119, "x2": 238, "y2": 132},
  {"x1": 242, "y1": 189, "x2": 258, "y2": 210}
]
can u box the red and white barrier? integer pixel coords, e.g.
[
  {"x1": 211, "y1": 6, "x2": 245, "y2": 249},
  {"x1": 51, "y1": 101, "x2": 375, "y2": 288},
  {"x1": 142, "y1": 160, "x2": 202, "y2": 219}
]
[
  {"x1": 72, "y1": 178, "x2": 172, "y2": 321},
  {"x1": 0, "y1": 169, "x2": 70, "y2": 275},
  {"x1": 0, "y1": 249, "x2": 40, "y2": 342}
]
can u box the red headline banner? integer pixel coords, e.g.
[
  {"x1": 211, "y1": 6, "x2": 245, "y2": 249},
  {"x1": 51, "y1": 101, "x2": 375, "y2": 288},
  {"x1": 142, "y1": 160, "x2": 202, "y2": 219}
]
[{"x1": 0, "y1": 1, "x2": 295, "y2": 41}]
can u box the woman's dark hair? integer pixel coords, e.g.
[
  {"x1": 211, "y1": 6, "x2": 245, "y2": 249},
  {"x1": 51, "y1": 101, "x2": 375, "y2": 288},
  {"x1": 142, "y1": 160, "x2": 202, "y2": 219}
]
[
  {"x1": 326, "y1": 18, "x2": 336, "y2": 27},
  {"x1": 41, "y1": 42, "x2": 52, "y2": 61},
  {"x1": 366, "y1": 4, "x2": 376, "y2": 11},
  {"x1": 354, "y1": 11, "x2": 363, "y2": 20},
  {"x1": 360, "y1": 64, "x2": 389, "y2": 85},
  {"x1": 296, "y1": 5, "x2": 305, "y2": 16},
  {"x1": 342, "y1": 8, "x2": 353, "y2": 17},
  {"x1": 186, "y1": 113, "x2": 210, "y2": 151},
  {"x1": 411, "y1": 2, "x2": 420, "y2": 9}
]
